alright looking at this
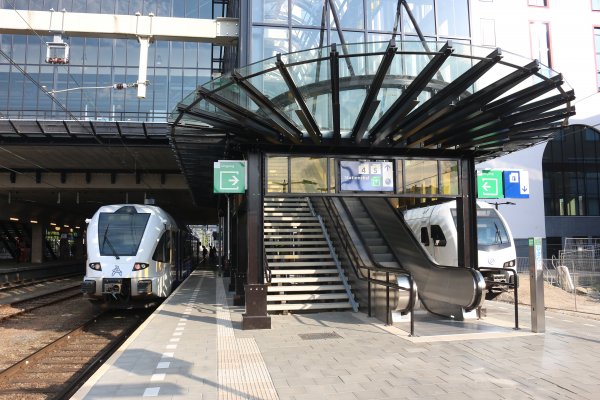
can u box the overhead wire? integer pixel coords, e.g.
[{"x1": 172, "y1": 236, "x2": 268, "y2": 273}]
[{"x1": 1, "y1": 2, "x2": 160, "y2": 192}]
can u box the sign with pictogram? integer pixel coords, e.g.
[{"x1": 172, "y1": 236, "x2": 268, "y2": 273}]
[
  {"x1": 503, "y1": 170, "x2": 529, "y2": 198},
  {"x1": 214, "y1": 160, "x2": 246, "y2": 193},
  {"x1": 477, "y1": 170, "x2": 503, "y2": 198}
]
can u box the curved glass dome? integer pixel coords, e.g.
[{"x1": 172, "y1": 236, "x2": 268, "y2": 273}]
[{"x1": 171, "y1": 40, "x2": 574, "y2": 157}]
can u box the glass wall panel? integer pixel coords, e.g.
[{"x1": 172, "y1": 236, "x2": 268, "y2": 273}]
[
  {"x1": 252, "y1": 27, "x2": 290, "y2": 63},
  {"x1": 594, "y1": 0, "x2": 600, "y2": 11},
  {"x1": 402, "y1": 0, "x2": 435, "y2": 36},
  {"x1": 267, "y1": 156, "x2": 289, "y2": 193},
  {"x1": 253, "y1": 0, "x2": 289, "y2": 24},
  {"x1": 291, "y1": 0, "x2": 325, "y2": 27},
  {"x1": 330, "y1": 0, "x2": 365, "y2": 30},
  {"x1": 290, "y1": 157, "x2": 328, "y2": 193},
  {"x1": 404, "y1": 159, "x2": 438, "y2": 194},
  {"x1": 329, "y1": 158, "x2": 336, "y2": 192},
  {"x1": 436, "y1": 0, "x2": 470, "y2": 37},
  {"x1": 440, "y1": 160, "x2": 459, "y2": 194},
  {"x1": 396, "y1": 160, "x2": 404, "y2": 194},
  {"x1": 367, "y1": 0, "x2": 397, "y2": 32}
]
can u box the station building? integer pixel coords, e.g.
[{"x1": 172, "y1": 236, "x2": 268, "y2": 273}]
[{"x1": 0, "y1": 0, "x2": 595, "y2": 308}]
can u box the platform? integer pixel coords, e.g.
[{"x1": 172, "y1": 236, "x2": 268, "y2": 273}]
[{"x1": 73, "y1": 269, "x2": 600, "y2": 399}]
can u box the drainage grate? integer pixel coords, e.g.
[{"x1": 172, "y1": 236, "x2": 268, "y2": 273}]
[{"x1": 298, "y1": 332, "x2": 342, "y2": 340}]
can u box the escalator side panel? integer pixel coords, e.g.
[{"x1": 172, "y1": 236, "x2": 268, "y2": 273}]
[{"x1": 361, "y1": 198, "x2": 485, "y2": 312}]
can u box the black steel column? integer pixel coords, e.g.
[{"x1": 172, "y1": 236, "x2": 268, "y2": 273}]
[
  {"x1": 242, "y1": 150, "x2": 271, "y2": 329},
  {"x1": 457, "y1": 156, "x2": 478, "y2": 269}
]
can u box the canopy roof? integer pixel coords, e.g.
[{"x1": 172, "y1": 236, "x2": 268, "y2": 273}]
[{"x1": 170, "y1": 40, "x2": 575, "y2": 205}]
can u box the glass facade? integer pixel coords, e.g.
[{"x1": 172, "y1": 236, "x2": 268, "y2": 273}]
[
  {"x1": 267, "y1": 155, "x2": 459, "y2": 196},
  {"x1": 543, "y1": 127, "x2": 600, "y2": 217},
  {"x1": 0, "y1": 0, "x2": 218, "y2": 122},
  {"x1": 595, "y1": 27, "x2": 600, "y2": 91},
  {"x1": 249, "y1": 0, "x2": 471, "y2": 63}
]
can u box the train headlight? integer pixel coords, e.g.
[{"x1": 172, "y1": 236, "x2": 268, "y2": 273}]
[
  {"x1": 133, "y1": 262, "x2": 149, "y2": 271},
  {"x1": 89, "y1": 262, "x2": 102, "y2": 271},
  {"x1": 503, "y1": 260, "x2": 516, "y2": 268}
]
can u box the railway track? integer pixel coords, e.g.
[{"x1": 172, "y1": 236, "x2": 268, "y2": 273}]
[
  {"x1": 0, "y1": 286, "x2": 84, "y2": 322},
  {"x1": 0, "y1": 309, "x2": 150, "y2": 400}
]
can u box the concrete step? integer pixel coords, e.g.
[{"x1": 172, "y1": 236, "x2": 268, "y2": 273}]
[
  {"x1": 270, "y1": 276, "x2": 342, "y2": 283},
  {"x1": 263, "y1": 234, "x2": 325, "y2": 240},
  {"x1": 267, "y1": 293, "x2": 349, "y2": 301},
  {"x1": 373, "y1": 254, "x2": 394, "y2": 262},
  {"x1": 268, "y1": 261, "x2": 336, "y2": 267},
  {"x1": 265, "y1": 247, "x2": 330, "y2": 253},
  {"x1": 378, "y1": 261, "x2": 402, "y2": 269},
  {"x1": 264, "y1": 240, "x2": 328, "y2": 246},
  {"x1": 264, "y1": 222, "x2": 320, "y2": 227},
  {"x1": 267, "y1": 284, "x2": 348, "y2": 292},
  {"x1": 267, "y1": 254, "x2": 333, "y2": 260},
  {"x1": 264, "y1": 228, "x2": 322, "y2": 233},
  {"x1": 267, "y1": 302, "x2": 352, "y2": 311},
  {"x1": 269, "y1": 269, "x2": 339, "y2": 275}
]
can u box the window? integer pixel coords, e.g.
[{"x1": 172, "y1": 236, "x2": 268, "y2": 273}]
[
  {"x1": 528, "y1": 0, "x2": 548, "y2": 6},
  {"x1": 480, "y1": 18, "x2": 496, "y2": 47},
  {"x1": 594, "y1": 0, "x2": 600, "y2": 11},
  {"x1": 430, "y1": 225, "x2": 447, "y2": 246},
  {"x1": 153, "y1": 231, "x2": 172, "y2": 263},
  {"x1": 420, "y1": 227, "x2": 430, "y2": 246},
  {"x1": 530, "y1": 21, "x2": 551, "y2": 67},
  {"x1": 543, "y1": 126, "x2": 600, "y2": 216},
  {"x1": 595, "y1": 28, "x2": 600, "y2": 90}
]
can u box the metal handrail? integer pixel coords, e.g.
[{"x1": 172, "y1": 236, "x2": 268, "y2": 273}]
[
  {"x1": 316, "y1": 196, "x2": 416, "y2": 334},
  {"x1": 307, "y1": 197, "x2": 358, "y2": 312},
  {"x1": 263, "y1": 245, "x2": 272, "y2": 284},
  {"x1": 479, "y1": 266, "x2": 519, "y2": 330}
]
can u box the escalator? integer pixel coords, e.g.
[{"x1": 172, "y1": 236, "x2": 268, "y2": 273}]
[{"x1": 339, "y1": 197, "x2": 485, "y2": 320}]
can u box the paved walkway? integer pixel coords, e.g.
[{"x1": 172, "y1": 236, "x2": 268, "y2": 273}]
[{"x1": 73, "y1": 270, "x2": 600, "y2": 399}]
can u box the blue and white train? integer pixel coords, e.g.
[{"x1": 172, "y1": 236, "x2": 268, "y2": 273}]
[
  {"x1": 403, "y1": 200, "x2": 517, "y2": 288},
  {"x1": 81, "y1": 204, "x2": 198, "y2": 305}
]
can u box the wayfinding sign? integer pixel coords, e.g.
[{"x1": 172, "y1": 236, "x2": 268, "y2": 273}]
[
  {"x1": 340, "y1": 160, "x2": 394, "y2": 192},
  {"x1": 503, "y1": 170, "x2": 529, "y2": 198},
  {"x1": 213, "y1": 160, "x2": 246, "y2": 193},
  {"x1": 477, "y1": 170, "x2": 503, "y2": 198}
]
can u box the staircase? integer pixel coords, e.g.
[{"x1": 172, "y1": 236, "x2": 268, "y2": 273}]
[
  {"x1": 264, "y1": 197, "x2": 354, "y2": 313},
  {"x1": 342, "y1": 198, "x2": 402, "y2": 270}
]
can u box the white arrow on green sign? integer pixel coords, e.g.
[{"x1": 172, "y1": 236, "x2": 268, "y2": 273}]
[
  {"x1": 477, "y1": 170, "x2": 503, "y2": 199},
  {"x1": 214, "y1": 160, "x2": 247, "y2": 193}
]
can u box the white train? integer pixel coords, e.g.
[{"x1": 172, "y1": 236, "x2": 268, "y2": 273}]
[
  {"x1": 81, "y1": 204, "x2": 198, "y2": 305},
  {"x1": 403, "y1": 200, "x2": 517, "y2": 286}
]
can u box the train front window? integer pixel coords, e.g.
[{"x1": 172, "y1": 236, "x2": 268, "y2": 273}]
[
  {"x1": 98, "y1": 212, "x2": 150, "y2": 256},
  {"x1": 476, "y1": 209, "x2": 510, "y2": 247},
  {"x1": 450, "y1": 208, "x2": 510, "y2": 248}
]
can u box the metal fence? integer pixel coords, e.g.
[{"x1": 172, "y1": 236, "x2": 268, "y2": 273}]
[{"x1": 515, "y1": 256, "x2": 600, "y2": 313}]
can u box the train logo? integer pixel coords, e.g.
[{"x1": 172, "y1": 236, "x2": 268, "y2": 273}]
[{"x1": 112, "y1": 265, "x2": 122, "y2": 277}]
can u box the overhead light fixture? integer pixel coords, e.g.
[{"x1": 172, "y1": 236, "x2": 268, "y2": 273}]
[
  {"x1": 9, "y1": 217, "x2": 19, "y2": 221},
  {"x1": 75, "y1": 226, "x2": 80, "y2": 229},
  {"x1": 50, "y1": 222, "x2": 57, "y2": 226},
  {"x1": 64, "y1": 225, "x2": 70, "y2": 228},
  {"x1": 30, "y1": 220, "x2": 38, "y2": 224}
]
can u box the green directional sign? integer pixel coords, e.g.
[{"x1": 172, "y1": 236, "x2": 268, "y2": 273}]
[
  {"x1": 214, "y1": 160, "x2": 246, "y2": 193},
  {"x1": 477, "y1": 170, "x2": 503, "y2": 199}
]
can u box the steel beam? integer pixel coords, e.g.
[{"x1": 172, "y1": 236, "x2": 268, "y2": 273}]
[
  {"x1": 0, "y1": 9, "x2": 238, "y2": 44},
  {"x1": 352, "y1": 40, "x2": 397, "y2": 143},
  {"x1": 368, "y1": 41, "x2": 454, "y2": 145},
  {"x1": 276, "y1": 54, "x2": 323, "y2": 144}
]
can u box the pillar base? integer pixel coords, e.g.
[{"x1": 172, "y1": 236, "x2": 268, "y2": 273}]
[{"x1": 242, "y1": 283, "x2": 271, "y2": 330}]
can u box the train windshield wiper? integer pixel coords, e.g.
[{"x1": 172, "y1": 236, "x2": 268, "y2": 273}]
[
  {"x1": 494, "y1": 222, "x2": 503, "y2": 244},
  {"x1": 102, "y1": 224, "x2": 120, "y2": 259}
]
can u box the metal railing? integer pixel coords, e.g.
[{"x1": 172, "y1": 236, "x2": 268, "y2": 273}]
[
  {"x1": 307, "y1": 197, "x2": 358, "y2": 312},
  {"x1": 515, "y1": 256, "x2": 600, "y2": 314},
  {"x1": 316, "y1": 196, "x2": 416, "y2": 336}
]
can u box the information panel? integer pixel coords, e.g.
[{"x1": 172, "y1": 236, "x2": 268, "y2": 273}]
[{"x1": 339, "y1": 160, "x2": 394, "y2": 192}]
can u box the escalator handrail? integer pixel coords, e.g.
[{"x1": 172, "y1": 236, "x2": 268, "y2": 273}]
[{"x1": 320, "y1": 196, "x2": 413, "y2": 289}]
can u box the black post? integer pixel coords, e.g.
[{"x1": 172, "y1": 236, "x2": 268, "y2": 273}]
[
  {"x1": 242, "y1": 150, "x2": 271, "y2": 329},
  {"x1": 457, "y1": 157, "x2": 478, "y2": 269}
]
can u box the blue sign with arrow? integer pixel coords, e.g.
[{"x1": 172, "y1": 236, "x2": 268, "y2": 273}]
[{"x1": 503, "y1": 170, "x2": 529, "y2": 198}]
